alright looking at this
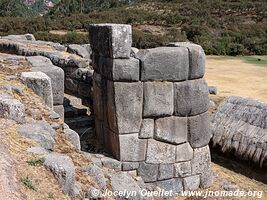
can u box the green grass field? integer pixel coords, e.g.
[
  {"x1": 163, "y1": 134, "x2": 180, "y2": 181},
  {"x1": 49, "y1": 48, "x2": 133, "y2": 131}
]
[{"x1": 242, "y1": 56, "x2": 267, "y2": 67}]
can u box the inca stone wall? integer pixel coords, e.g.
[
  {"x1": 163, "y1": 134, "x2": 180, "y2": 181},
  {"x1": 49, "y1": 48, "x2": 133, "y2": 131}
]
[{"x1": 90, "y1": 24, "x2": 213, "y2": 190}]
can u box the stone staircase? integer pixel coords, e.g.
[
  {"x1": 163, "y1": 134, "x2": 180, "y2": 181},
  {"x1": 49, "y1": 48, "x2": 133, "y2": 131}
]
[{"x1": 63, "y1": 94, "x2": 96, "y2": 152}]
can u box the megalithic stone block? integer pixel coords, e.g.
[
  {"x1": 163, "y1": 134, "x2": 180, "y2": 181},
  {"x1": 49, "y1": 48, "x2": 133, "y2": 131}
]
[
  {"x1": 107, "y1": 81, "x2": 143, "y2": 134},
  {"x1": 21, "y1": 72, "x2": 53, "y2": 109},
  {"x1": 155, "y1": 116, "x2": 187, "y2": 145},
  {"x1": 136, "y1": 47, "x2": 189, "y2": 81},
  {"x1": 176, "y1": 142, "x2": 193, "y2": 162},
  {"x1": 89, "y1": 24, "x2": 132, "y2": 58},
  {"x1": 168, "y1": 42, "x2": 206, "y2": 80},
  {"x1": 143, "y1": 82, "x2": 174, "y2": 117},
  {"x1": 174, "y1": 79, "x2": 210, "y2": 116},
  {"x1": 191, "y1": 145, "x2": 211, "y2": 175},
  {"x1": 188, "y1": 111, "x2": 212, "y2": 148}
]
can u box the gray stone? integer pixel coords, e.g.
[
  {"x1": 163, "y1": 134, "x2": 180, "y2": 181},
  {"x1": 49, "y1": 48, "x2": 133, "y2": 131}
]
[
  {"x1": 137, "y1": 162, "x2": 158, "y2": 183},
  {"x1": 3, "y1": 84, "x2": 23, "y2": 96},
  {"x1": 44, "y1": 153, "x2": 75, "y2": 196},
  {"x1": 27, "y1": 146, "x2": 49, "y2": 155},
  {"x1": 0, "y1": 93, "x2": 25, "y2": 123},
  {"x1": 174, "y1": 79, "x2": 209, "y2": 116},
  {"x1": 25, "y1": 34, "x2": 36, "y2": 41},
  {"x1": 139, "y1": 119, "x2": 154, "y2": 139},
  {"x1": 156, "y1": 178, "x2": 183, "y2": 193},
  {"x1": 188, "y1": 112, "x2": 212, "y2": 148},
  {"x1": 122, "y1": 162, "x2": 139, "y2": 171},
  {"x1": 110, "y1": 172, "x2": 143, "y2": 200},
  {"x1": 183, "y1": 175, "x2": 200, "y2": 191},
  {"x1": 101, "y1": 157, "x2": 122, "y2": 171},
  {"x1": 26, "y1": 56, "x2": 53, "y2": 67},
  {"x1": 119, "y1": 134, "x2": 147, "y2": 162},
  {"x1": 18, "y1": 120, "x2": 56, "y2": 150},
  {"x1": 87, "y1": 186, "x2": 103, "y2": 199},
  {"x1": 53, "y1": 105, "x2": 64, "y2": 119},
  {"x1": 168, "y1": 42, "x2": 205, "y2": 80},
  {"x1": 174, "y1": 161, "x2": 191, "y2": 178},
  {"x1": 130, "y1": 47, "x2": 139, "y2": 57},
  {"x1": 143, "y1": 82, "x2": 174, "y2": 117},
  {"x1": 21, "y1": 72, "x2": 53, "y2": 108},
  {"x1": 64, "y1": 128, "x2": 81, "y2": 150},
  {"x1": 33, "y1": 66, "x2": 64, "y2": 106},
  {"x1": 91, "y1": 156, "x2": 103, "y2": 168},
  {"x1": 200, "y1": 168, "x2": 213, "y2": 188},
  {"x1": 136, "y1": 47, "x2": 189, "y2": 81},
  {"x1": 155, "y1": 116, "x2": 187, "y2": 144},
  {"x1": 146, "y1": 139, "x2": 176, "y2": 164},
  {"x1": 176, "y1": 142, "x2": 193, "y2": 162},
  {"x1": 158, "y1": 164, "x2": 174, "y2": 181},
  {"x1": 107, "y1": 81, "x2": 143, "y2": 134},
  {"x1": 89, "y1": 24, "x2": 132, "y2": 58},
  {"x1": 67, "y1": 44, "x2": 91, "y2": 59},
  {"x1": 191, "y1": 145, "x2": 211, "y2": 175},
  {"x1": 209, "y1": 86, "x2": 217, "y2": 95},
  {"x1": 84, "y1": 164, "x2": 107, "y2": 191},
  {"x1": 93, "y1": 56, "x2": 140, "y2": 81}
]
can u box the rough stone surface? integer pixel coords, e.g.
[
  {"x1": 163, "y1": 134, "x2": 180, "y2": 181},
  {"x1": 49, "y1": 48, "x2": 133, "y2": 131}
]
[
  {"x1": 53, "y1": 105, "x2": 64, "y2": 119},
  {"x1": 168, "y1": 42, "x2": 205, "y2": 80},
  {"x1": 188, "y1": 112, "x2": 212, "y2": 148},
  {"x1": 139, "y1": 119, "x2": 154, "y2": 139},
  {"x1": 200, "y1": 168, "x2": 213, "y2": 188},
  {"x1": 143, "y1": 82, "x2": 174, "y2": 117},
  {"x1": 209, "y1": 86, "x2": 217, "y2": 95},
  {"x1": 174, "y1": 161, "x2": 191, "y2": 178},
  {"x1": 122, "y1": 162, "x2": 140, "y2": 171},
  {"x1": 110, "y1": 172, "x2": 143, "y2": 200},
  {"x1": 119, "y1": 134, "x2": 147, "y2": 162},
  {"x1": 87, "y1": 186, "x2": 103, "y2": 199},
  {"x1": 93, "y1": 73, "x2": 105, "y2": 121},
  {"x1": 146, "y1": 139, "x2": 176, "y2": 164},
  {"x1": 21, "y1": 72, "x2": 53, "y2": 108},
  {"x1": 64, "y1": 128, "x2": 81, "y2": 150},
  {"x1": 93, "y1": 56, "x2": 140, "y2": 81},
  {"x1": 158, "y1": 164, "x2": 174, "y2": 181},
  {"x1": 101, "y1": 157, "x2": 122, "y2": 171},
  {"x1": 176, "y1": 143, "x2": 193, "y2": 162},
  {"x1": 137, "y1": 162, "x2": 158, "y2": 183},
  {"x1": 137, "y1": 47, "x2": 189, "y2": 81},
  {"x1": 183, "y1": 175, "x2": 200, "y2": 191},
  {"x1": 0, "y1": 93, "x2": 25, "y2": 123},
  {"x1": 107, "y1": 81, "x2": 143, "y2": 134},
  {"x1": 155, "y1": 116, "x2": 187, "y2": 144},
  {"x1": 67, "y1": 44, "x2": 91, "y2": 59},
  {"x1": 89, "y1": 24, "x2": 132, "y2": 58},
  {"x1": 174, "y1": 79, "x2": 209, "y2": 116},
  {"x1": 156, "y1": 178, "x2": 183, "y2": 193},
  {"x1": 44, "y1": 153, "x2": 75, "y2": 196},
  {"x1": 84, "y1": 164, "x2": 107, "y2": 191},
  {"x1": 191, "y1": 145, "x2": 211, "y2": 175},
  {"x1": 26, "y1": 56, "x2": 53, "y2": 67},
  {"x1": 18, "y1": 120, "x2": 56, "y2": 150}
]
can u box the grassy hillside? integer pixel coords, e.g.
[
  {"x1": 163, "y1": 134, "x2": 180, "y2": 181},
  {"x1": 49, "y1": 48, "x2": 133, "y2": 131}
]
[{"x1": 0, "y1": 0, "x2": 266, "y2": 55}]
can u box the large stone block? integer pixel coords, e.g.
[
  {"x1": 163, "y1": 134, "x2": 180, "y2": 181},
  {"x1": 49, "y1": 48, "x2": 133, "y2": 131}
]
[
  {"x1": 176, "y1": 142, "x2": 193, "y2": 162},
  {"x1": 155, "y1": 116, "x2": 187, "y2": 144},
  {"x1": 143, "y1": 82, "x2": 174, "y2": 117},
  {"x1": 168, "y1": 42, "x2": 205, "y2": 80},
  {"x1": 174, "y1": 79, "x2": 209, "y2": 116},
  {"x1": 188, "y1": 111, "x2": 212, "y2": 148},
  {"x1": 136, "y1": 47, "x2": 189, "y2": 81},
  {"x1": 53, "y1": 105, "x2": 64, "y2": 119},
  {"x1": 174, "y1": 161, "x2": 191, "y2": 178},
  {"x1": 89, "y1": 24, "x2": 132, "y2": 58},
  {"x1": 21, "y1": 72, "x2": 53, "y2": 108},
  {"x1": 191, "y1": 145, "x2": 211, "y2": 175},
  {"x1": 158, "y1": 164, "x2": 174, "y2": 181},
  {"x1": 156, "y1": 178, "x2": 183, "y2": 193},
  {"x1": 93, "y1": 55, "x2": 140, "y2": 81},
  {"x1": 119, "y1": 133, "x2": 147, "y2": 162},
  {"x1": 139, "y1": 119, "x2": 154, "y2": 139},
  {"x1": 183, "y1": 175, "x2": 200, "y2": 191},
  {"x1": 146, "y1": 139, "x2": 176, "y2": 164},
  {"x1": 137, "y1": 162, "x2": 159, "y2": 183},
  {"x1": 107, "y1": 81, "x2": 143, "y2": 134}
]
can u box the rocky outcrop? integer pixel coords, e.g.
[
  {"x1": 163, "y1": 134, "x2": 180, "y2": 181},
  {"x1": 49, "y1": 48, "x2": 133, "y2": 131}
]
[{"x1": 211, "y1": 96, "x2": 267, "y2": 167}]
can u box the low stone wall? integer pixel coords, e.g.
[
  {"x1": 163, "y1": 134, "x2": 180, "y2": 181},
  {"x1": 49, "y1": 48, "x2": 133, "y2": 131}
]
[{"x1": 90, "y1": 24, "x2": 213, "y2": 190}]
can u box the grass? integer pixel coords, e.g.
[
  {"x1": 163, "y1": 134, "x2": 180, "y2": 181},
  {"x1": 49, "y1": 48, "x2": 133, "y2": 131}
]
[
  {"x1": 242, "y1": 56, "x2": 267, "y2": 67},
  {"x1": 21, "y1": 176, "x2": 36, "y2": 191},
  {"x1": 27, "y1": 157, "x2": 45, "y2": 166}
]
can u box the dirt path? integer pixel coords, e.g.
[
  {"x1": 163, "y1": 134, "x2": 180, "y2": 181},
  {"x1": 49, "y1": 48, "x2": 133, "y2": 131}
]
[{"x1": 205, "y1": 56, "x2": 267, "y2": 103}]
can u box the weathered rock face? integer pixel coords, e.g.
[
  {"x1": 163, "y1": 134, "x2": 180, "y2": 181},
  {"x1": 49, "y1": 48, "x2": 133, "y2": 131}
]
[
  {"x1": 211, "y1": 96, "x2": 267, "y2": 167},
  {"x1": 90, "y1": 24, "x2": 213, "y2": 191}
]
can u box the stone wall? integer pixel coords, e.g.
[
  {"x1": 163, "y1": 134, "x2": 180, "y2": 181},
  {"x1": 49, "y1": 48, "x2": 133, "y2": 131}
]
[{"x1": 90, "y1": 24, "x2": 213, "y2": 190}]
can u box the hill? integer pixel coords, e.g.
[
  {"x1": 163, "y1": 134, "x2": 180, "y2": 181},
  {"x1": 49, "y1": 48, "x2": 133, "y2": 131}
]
[{"x1": 0, "y1": 0, "x2": 266, "y2": 55}]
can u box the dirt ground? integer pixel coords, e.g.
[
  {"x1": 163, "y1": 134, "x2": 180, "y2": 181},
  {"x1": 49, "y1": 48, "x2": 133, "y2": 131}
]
[{"x1": 205, "y1": 56, "x2": 267, "y2": 103}]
